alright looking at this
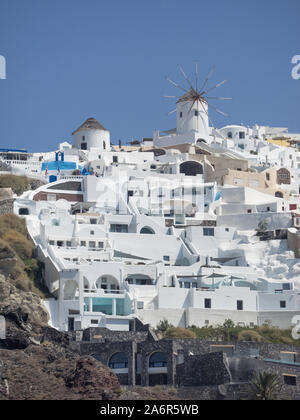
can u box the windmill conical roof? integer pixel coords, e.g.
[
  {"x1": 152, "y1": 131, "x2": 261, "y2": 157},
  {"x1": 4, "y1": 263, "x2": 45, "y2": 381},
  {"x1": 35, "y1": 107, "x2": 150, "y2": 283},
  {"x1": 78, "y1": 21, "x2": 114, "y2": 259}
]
[
  {"x1": 176, "y1": 88, "x2": 207, "y2": 104},
  {"x1": 72, "y1": 118, "x2": 107, "y2": 135}
]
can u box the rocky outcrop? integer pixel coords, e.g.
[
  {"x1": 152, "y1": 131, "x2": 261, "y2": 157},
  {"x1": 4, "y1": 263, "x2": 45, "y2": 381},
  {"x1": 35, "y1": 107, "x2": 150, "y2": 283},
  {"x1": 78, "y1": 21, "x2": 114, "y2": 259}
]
[
  {"x1": 0, "y1": 275, "x2": 48, "y2": 325},
  {"x1": 0, "y1": 274, "x2": 121, "y2": 400}
]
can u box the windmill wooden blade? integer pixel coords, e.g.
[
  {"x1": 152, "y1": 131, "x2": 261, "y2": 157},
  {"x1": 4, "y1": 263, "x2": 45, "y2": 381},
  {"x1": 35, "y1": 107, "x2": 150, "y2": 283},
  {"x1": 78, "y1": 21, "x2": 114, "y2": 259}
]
[
  {"x1": 199, "y1": 66, "x2": 215, "y2": 94},
  {"x1": 195, "y1": 61, "x2": 199, "y2": 93},
  {"x1": 178, "y1": 64, "x2": 194, "y2": 90},
  {"x1": 206, "y1": 96, "x2": 232, "y2": 100},
  {"x1": 202, "y1": 79, "x2": 227, "y2": 95},
  {"x1": 207, "y1": 102, "x2": 229, "y2": 117},
  {"x1": 163, "y1": 95, "x2": 181, "y2": 99},
  {"x1": 166, "y1": 77, "x2": 188, "y2": 93}
]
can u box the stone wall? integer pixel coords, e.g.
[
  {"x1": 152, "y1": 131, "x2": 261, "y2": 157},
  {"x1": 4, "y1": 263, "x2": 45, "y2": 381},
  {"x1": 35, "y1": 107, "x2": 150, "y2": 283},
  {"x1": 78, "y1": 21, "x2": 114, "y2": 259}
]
[
  {"x1": 81, "y1": 327, "x2": 150, "y2": 344},
  {"x1": 71, "y1": 327, "x2": 300, "y2": 393},
  {"x1": 0, "y1": 198, "x2": 14, "y2": 215},
  {"x1": 33, "y1": 191, "x2": 83, "y2": 202},
  {"x1": 176, "y1": 352, "x2": 231, "y2": 387}
]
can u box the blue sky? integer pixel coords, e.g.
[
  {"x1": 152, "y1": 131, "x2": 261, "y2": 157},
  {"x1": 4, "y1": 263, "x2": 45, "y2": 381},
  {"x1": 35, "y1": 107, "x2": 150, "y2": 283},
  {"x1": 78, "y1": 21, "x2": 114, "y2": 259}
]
[{"x1": 0, "y1": 0, "x2": 300, "y2": 151}]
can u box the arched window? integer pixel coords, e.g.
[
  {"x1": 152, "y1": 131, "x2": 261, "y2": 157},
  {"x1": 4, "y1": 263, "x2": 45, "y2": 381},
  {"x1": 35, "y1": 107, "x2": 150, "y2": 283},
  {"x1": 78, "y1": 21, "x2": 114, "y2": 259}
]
[
  {"x1": 140, "y1": 226, "x2": 155, "y2": 234},
  {"x1": 109, "y1": 352, "x2": 128, "y2": 369},
  {"x1": 227, "y1": 132, "x2": 233, "y2": 139},
  {"x1": 149, "y1": 352, "x2": 167, "y2": 368},
  {"x1": 275, "y1": 191, "x2": 283, "y2": 198},
  {"x1": 180, "y1": 161, "x2": 203, "y2": 176}
]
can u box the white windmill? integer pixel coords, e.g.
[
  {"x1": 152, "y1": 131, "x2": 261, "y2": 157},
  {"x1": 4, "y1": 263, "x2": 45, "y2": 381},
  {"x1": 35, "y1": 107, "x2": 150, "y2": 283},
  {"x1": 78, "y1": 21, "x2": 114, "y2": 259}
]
[{"x1": 164, "y1": 63, "x2": 231, "y2": 144}]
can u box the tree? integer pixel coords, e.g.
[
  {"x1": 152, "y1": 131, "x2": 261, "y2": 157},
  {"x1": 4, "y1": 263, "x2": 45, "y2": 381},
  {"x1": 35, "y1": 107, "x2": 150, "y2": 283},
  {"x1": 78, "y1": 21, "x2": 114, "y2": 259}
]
[
  {"x1": 222, "y1": 319, "x2": 237, "y2": 341},
  {"x1": 249, "y1": 371, "x2": 282, "y2": 400},
  {"x1": 156, "y1": 319, "x2": 173, "y2": 334},
  {"x1": 256, "y1": 220, "x2": 268, "y2": 236}
]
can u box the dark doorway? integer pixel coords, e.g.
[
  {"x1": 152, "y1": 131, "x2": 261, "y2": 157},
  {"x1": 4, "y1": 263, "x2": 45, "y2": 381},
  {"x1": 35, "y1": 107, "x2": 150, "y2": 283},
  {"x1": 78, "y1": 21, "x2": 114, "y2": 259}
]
[{"x1": 68, "y1": 317, "x2": 75, "y2": 331}]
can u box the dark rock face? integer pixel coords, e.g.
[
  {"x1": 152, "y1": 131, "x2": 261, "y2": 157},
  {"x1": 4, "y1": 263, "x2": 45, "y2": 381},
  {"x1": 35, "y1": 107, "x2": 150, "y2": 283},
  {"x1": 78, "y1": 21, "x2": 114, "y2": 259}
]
[
  {"x1": 0, "y1": 274, "x2": 121, "y2": 400},
  {"x1": 0, "y1": 345, "x2": 120, "y2": 400}
]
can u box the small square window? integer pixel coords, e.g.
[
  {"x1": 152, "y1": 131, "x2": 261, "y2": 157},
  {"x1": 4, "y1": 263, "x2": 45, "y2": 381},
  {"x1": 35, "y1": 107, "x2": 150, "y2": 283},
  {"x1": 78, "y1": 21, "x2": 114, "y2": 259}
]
[
  {"x1": 90, "y1": 230, "x2": 94, "y2": 235},
  {"x1": 280, "y1": 301, "x2": 286, "y2": 308},
  {"x1": 163, "y1": 256, "x2": 170, "y2": 261},
  {"x1": 66, "y1": 241, "x2": 71, "y2": 247}
]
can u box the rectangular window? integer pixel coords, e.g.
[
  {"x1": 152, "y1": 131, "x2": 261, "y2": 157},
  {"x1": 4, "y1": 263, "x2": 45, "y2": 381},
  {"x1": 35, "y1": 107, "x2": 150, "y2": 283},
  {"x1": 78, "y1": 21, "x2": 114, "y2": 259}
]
[
  {"x1": 163, "y1": 255, "x2": 170, "y2": 261},
  {"x1": 49, "y1": 240, "x2": 55, "y2": 245},
  {"x1": 237, "y1": 300, "x2": 243, "y2": 310},
  {"x1": 90, "y1": 218, "x2": 97, "y2": 224},
  {"x1": 90, "y1": 230, "x2": 95, "y2": 235},
  {"x1": 81, "y1": 143, "x2": 87, "y2": 150},
  {"x1": 113, "y1": 156, "x2": 118, "y2": 163},
  {"x1": 192, "y1": 282, "x2": 197, "y2": 288},
  {"x1": 203, "y1": 228, "x2": 214, "y2": 236},
  {"x1": 283, "y1": 375, "x2": 297, "y2": 386},
  {"x1": 66, "y1": 241, "x2": 71, "y2": 247},
  {"x1": 205, "y1": 298, "x2": 211, "y2": 309},
  {"x1": 239, "y1": 132, "x2": 245, "y2": 139},
  {"x1": 195, "y1": 110, "x2": 199, "y2": 116},
  {"x1": 184, "y1": 282, "x2": 190, "y2": 289},
  {"x1": 89, "y1": 241, "x2": 96, "y2": 248},
  {"x1": 57, "y1": 241, "x2": 63, "y2": 247},
  {"x1": 98, "y1": 242, "x2": 104, "y2": 248},
  {"x1": 110, "y1": 224, "x2": 128, "y2": 233},
  {"x1": 80, "y1": 241, "x2": 86, "y2": 246},
  {"x1": 280, "y1": 300, "x2": 286, "y2": 308}
]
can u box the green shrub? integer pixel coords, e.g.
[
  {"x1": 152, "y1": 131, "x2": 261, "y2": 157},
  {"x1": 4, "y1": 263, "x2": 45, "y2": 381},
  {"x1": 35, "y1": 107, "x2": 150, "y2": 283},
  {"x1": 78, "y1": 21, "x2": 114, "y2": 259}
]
[
  {"x1": 2, "y1": 229, "x2": 33, "y2": 259},
  {"x1": 0, "y1": 174, "x2": 30, "y2": 196},
  {"x1": 164, "y1": 327, "x2": 197, "y2": 339},
  {"x1": 238, "y1": 330, "x2": 264, "y2": 343},
  {"x1": 156, "y1": 319, "x2": 173, "y2": 334},
  {"x1": 0, "y1": 213, "x2": 28, "y2": 237}
]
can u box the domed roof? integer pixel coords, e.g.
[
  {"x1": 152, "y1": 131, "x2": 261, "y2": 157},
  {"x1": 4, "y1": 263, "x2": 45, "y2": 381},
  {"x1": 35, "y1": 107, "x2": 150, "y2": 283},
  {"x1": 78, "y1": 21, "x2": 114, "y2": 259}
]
[{"x1": 72, "y1": 118, "x2": 107, "y2": 135}]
